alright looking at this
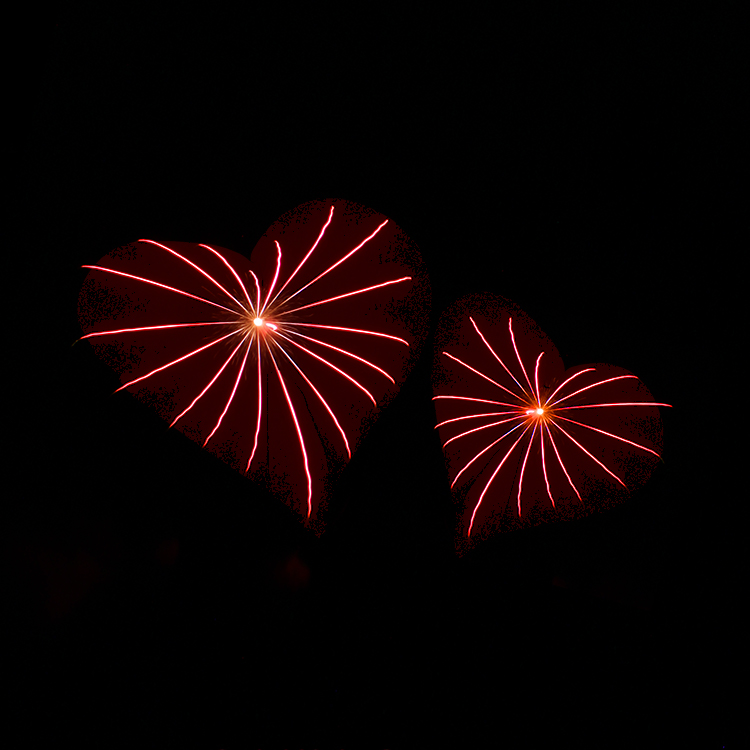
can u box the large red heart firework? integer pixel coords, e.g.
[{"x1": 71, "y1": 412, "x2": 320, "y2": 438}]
[
  {"x1": 78, "y1": 199, "x2": 430, "y2": 533},
  {"x1": 432, "y1": 294, "x2": 671, "y2": 554}
]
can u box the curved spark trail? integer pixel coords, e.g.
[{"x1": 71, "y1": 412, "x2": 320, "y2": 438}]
[
  {"x1": 79, "y1": 202, "x2": 419, "y2": 522},
  {"x1": 434, "y1": 315, "x2": 672, "y2": 539}
]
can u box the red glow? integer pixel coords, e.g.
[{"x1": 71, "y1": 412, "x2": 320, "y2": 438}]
[
  {"x1": 432, "y1": 294, "x2": 671, "y2": 553},
  {"x1": 78, "y1": 199, "x2": 429, "y2": 532}
]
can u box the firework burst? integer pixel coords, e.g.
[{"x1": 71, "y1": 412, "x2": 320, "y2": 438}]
[
  {"x1": 78, "y1": 199, "x2": 430, "y2": 532},
  {"x1": 432, "y1": 294, "x2": 671, "y2": 553}
]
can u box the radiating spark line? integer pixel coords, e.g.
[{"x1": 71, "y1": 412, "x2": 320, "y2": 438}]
[
  {"x1": 115, "y1": 330, "x2": 241, "y2": 392},
  {"x1": 261, "y1": 241, "x2": 283, "y2": 313},
  {"x1": 508, "y1": 318, "x2": 536, "y2": 399},
  {"x1": 517, "y1": 422, "x2": 539, "y2": 516},
  {"x1": 267, "y1": 345, "x2": 313, "y2": 518},
  {"x1": 81, "y1": 321, "x2": 231, "y2": 339},
  {"x1": 468, "y1": 425, "x2": 533, "y2": 536},
  {"x1": 246, "y1": 333, "x2": 263, "y2": 472},
  {"x1": 82, "y1": 266, "x2": 239, "y2": 315},
  {"x1": 248, "y1": 270, "x2": 261, "y2": 316},
  {"x1": 283, "y1": 219, "x2": 390, "y2": 305},
  {"x1": 204, "y1": 331, "x2": 255, "y2": 447},
  {"x1": 555, "y1": 401, "x2": 673, "y2": 411},
  {"x1": 273, "y1": 331, "x2": 378, "y2": 406},
  {"x1": 275, "y1": 340, "x2": 352, "y2": 459},
  {"x1": 139, "y1": 239, "x2": 246, "y2": 310},
  {"x1": 539, "y1": 426, "x2": 555, "y2": 508},
  {"x1": 545, "y1": 368, "x2": 596, "y2": 405},
  {"x1": 170, "y1": 332, "x2": 252, "y2": 428},
  {"x1": 553, "y1": 414, "x2": 663, "y2": 457},
  {"x1": 451, "y1": 421, "x2": 526, "y2": 489},
  {"x1": 269, "y1": 205, "x2": 335, "y2": 308},
  {"x1": 432, "y1": 395, "x2": 506, "y2": 405},
  {"x1": 435, "y1": 409, "x2": 523, "y2": 430},
  {"x1": 470, "y1": 317, "x2": 529, "y2": 399},
  {"x1": 285, "y1": 329, "x2": 395, "y2": 383},
  {"x1": 291, "y1": 323, "x2": 409, "y2": 346},
  {"x1": 443, "y1": 414, "x2": 526, "y2": 448},
  {"x1": 533, "y1": 352, "x2": 544, "y2": 405},
  {"x1": 547, "y1": 375, "x2": 640, "y2": 408},
  {"x1": 442, "y1": 352, "x2": 526, "y2": 402},
  {"x1": 284, "y1": 276, "x2": 412, "y2": 316},
  {"x1": 544, "y1": 422, "x2": 582, "y2": 503},
  {"x1": 552, "y1": 420, "x2": 628, "y2": 488},
  {"x1": 199, "y1": 243, "x2": 255, "y2": 310}
]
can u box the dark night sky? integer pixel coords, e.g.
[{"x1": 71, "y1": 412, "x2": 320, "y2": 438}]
[{"x1": 10, "y1": 7, "x2": 737, "y2": 749}]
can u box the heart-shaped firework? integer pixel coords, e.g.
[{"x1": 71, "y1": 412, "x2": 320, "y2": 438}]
[
  {"x1": 78, "y1": 199, "x2": 430, "y2": 533},
  {"x1": 432, "y1": 294, "x2": 671, "y2": 554}
]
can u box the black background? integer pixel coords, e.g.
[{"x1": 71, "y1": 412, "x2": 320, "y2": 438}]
[{"x1": 11, "y1": 7, "x2": 737, "y2": 749}]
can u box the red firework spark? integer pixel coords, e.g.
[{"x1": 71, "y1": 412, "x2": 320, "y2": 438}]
[
  {"x1": 432, "y1": 295, "x2": 671, "y2": 553},
  {"x1": 77, "y1": 199, "x2": 429, "y2": 532}
]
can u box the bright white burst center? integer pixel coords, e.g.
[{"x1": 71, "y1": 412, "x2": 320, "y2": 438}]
[{"x1": 253, "y1": 317, "x2": 264, "y2": 327}]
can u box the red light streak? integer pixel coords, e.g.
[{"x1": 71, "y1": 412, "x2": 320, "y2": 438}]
[
  {"x1": 115, "y1": 330, "x2": 241, "y2": 392},
  {"x1": 284, "y1": 277, "x2": 412, "y2": 316},
  {"x1": 290, "y1": 323, "x2": 409, "y2": 346},
  {"x1": 267, "y1": 345, "x2": 313, "y2": 517},
  {"x1": 204, "y1": 337, "x2": 254, "y2": 448},
  {"x1": 280, "y1": 218, "x2": 389, "y2": 306},
  {"x1": 80, "y1": 321, "x2": 231, "y2": 338},
  {"x1": 78, "y1": 199, "x2": 429, "y2": 531},
  {"x1": 247, "y1": 333, "x2": 262, "y2": 471},
  {"x1": 286, "y1": 329, "x2": 397, "y2": 383},
  {"x1": 80, "y1": 265, "x2": 238, "y2": 315},
  {"x1": 275, "y1": 343, "x2": 352, "y2": 459},
  {"x1": 273, "y1": 329, "x2": 379, "y2": 406},
  {"x1": 169, "y1": 332, "x2": 253, "y2": 429},
  {"x1": 432, "y1": 295, "x2": 671, "y2": 552},
  {"x1": 138, "y1": 239, "x2": 246, "y2": 309},
  {"x1": 269, "y1": 205, "x2": 334, "y2": 306}
]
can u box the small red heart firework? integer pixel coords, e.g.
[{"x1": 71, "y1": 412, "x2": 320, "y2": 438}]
[
  {"x1": 78, "y1": 199, "x2": 430, "y2": 534},
  {"x1": 432, "y1": 293, "x2": 671, "y2": 554}
]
